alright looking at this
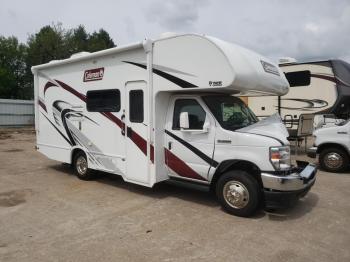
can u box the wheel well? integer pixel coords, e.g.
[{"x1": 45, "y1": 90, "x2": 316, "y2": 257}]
[
  {"x1": 317, "y1": 143, "x2": 349, "y2": 156},
  {"x1": 71, "y1": 148, "x2": 86, "y2": 165},
  {"x1": 210, "y1": 160, "x2": 262, "y2": 192}
]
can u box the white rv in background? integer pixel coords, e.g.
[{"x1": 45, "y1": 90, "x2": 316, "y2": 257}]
[
  {"x1": 32, "y1": 34, "x2": 316, "y2": 217},
  {"x1": 248, "y1": 59, "x2": 350, "y2": 129}
]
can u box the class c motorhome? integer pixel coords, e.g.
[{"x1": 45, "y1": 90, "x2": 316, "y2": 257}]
[
  {"x1": 32, "y1": 34, "x2": 317, "y2": 217},
  {"x1": 248, "y1": 59, "x2": 350, "y2": 129}
]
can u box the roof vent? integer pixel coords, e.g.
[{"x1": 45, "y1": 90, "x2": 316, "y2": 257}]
[
  {"x1": 70, "y1": 51, "x2": 91, "y2": 59},
  {"x1": 279, "y1": 57, "x2": 297, "y2": 64}
]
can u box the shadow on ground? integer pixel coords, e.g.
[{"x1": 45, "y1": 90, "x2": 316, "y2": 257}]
[{"x1": 50, "y1": 163, "x2": 318, "y2": 220}]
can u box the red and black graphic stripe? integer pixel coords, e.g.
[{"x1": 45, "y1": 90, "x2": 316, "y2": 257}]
[
  {"x1": 127, "y1": 126, "x2": 147, "y2": 155},
  {"x1": 43, "y1": 80, "x2": 153, "y2": 162},
  {"x1": 44, "y1": 82, "x2": 57, "y2": 94},
  {"x1": 165, "y1": 130, "x2": 218, "y2": 167},
  {"x1": 310, "y1": 73, "x2": 336, "y2": 83},
  {"x1": 38, "y1": 100, "x2": 47, "y2": 112},
  {"x1": 165, "y1": 148, "x2": 206, "y2": 181},
  {"x1": 150, "y1": 144, "x2": 154, "y2": 163},
  {"x1": 123, "y1": 61, "x2": 198, "y2": 88}
]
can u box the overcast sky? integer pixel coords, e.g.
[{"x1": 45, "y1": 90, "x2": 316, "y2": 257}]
[{"x1": 0, "y1": 0, "x2": 349, "y2": 63}]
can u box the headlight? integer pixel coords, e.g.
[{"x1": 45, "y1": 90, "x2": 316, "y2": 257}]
[{"x1": 270, "y1": 146, "x2": 291, "y2": 170}]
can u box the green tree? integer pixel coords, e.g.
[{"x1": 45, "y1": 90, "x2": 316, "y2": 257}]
[
  {"x1": 0, "y1": 23, "x2": 116, "y2": 99},
  {"x1": 87, "y1": 29, "x2": 115, "y2": 52},
  {"x1": 26, "y1": 23, "x2": 68, "y2": 66},
  {"x1": 66, "y1": 25, "x2": 89, "y2": 54},
  {"x1": 0, "y1": 36, "x2": 29, "y2": 99}
]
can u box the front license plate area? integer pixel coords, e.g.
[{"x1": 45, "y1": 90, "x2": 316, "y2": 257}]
[{"x1": 300, "y1": 164, "x2": 316, "y2": 179}]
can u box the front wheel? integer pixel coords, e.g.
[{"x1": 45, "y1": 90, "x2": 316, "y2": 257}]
[
  {"x1": 216, "y1": 170, "x2": 260, "y2": 217},
  {"x1": 319, "y1": 147, "x2": 349, "y2": 173}
]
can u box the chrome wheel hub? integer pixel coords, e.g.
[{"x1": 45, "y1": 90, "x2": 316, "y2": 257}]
[
  {"x1": 223, "y1": 181, "x2": 249, "y2": 209},
  {"x1": 76, "y1": 156, "x2": 88, "y2": 175},
  {"x1": 324, "y1": 152, "x2": 343, "y2": 169}
]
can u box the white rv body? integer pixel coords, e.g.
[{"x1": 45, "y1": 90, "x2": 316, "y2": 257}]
[
  {"x1": 308, "y1": 119, "x2": 350, "y2": 172},
  {"x1": 32, "y1": 34, "x2": 316, "y2": 216},
  {"x1": 248, "y1": 60, "x2": 350, "y2": 127}
]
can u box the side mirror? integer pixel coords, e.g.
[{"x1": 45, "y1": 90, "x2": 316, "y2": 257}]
[
  {"x1": 179, "y1": 112, "x2": 189, "y2": 129},
  {"x1": 203, "y1": 122, "x2": 210, "y2": 132}
]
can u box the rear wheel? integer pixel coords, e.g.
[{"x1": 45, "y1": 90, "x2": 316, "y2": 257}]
[
  {"x1": 216, "y1": 170, "x2": 260, "y2": 217},
  {"x1": 73, "y1": 151, "x2": 95, "y2": 180},
  {"x1": 319, "y1": 147, "x2": 349, "y2": 173}
]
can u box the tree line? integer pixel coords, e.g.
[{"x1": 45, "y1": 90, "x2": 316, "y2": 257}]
[{"x1": 0, "y1": 23, "x2": 115, "y2": 100}]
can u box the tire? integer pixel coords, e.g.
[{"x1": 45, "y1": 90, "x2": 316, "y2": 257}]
[
  {"x1": 216, "y1": 170, "x2": 260, "y2": 217},
  {"x1": 73, "y1": 151, "x2": 95, "y2": 180},
  {"x1": 319, "y1": 147, "x2": 349, "y2": 173}
]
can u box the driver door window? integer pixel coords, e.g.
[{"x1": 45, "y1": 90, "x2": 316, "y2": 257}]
[{"x1": 172, "y1": 99, "x2": 206, "y2": 130}]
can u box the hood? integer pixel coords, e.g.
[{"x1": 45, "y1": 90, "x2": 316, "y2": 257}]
[{"x1": 238, "y1": 113, "x2": 289, "y2": 145}]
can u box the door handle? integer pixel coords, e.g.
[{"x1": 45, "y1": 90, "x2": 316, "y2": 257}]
[{"x1": 168, "y1": 141, "x2": 172, "y2": 150}]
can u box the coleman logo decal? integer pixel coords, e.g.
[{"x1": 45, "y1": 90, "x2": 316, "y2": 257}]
[{"x1": 83, "y1": 68, "x2": 104, "y2": 82}]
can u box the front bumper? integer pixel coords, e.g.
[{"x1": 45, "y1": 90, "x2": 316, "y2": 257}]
[
  {"x1": 261, "y1": 161, "x2": 317, "y2": 208},
  {"x1": 307, "y1": 146, "x2": 317, "y2": 158}
]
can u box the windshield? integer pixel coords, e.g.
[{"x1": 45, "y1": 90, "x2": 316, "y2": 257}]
[{"x1": 203, "y1": 95, "x2": 258, "y2": 131}]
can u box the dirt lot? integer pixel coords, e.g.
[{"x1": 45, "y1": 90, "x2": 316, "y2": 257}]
[{"x1": 0, "y1": 128, "x2": 349, "y2": 262}]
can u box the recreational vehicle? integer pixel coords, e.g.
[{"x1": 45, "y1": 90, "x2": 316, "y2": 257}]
[
  {"x1": 248, "y1": 59, "x2": 350, "y2": 128},
  {"x1": 308, "y1": 118, "x2": 350, "y2": 172},
  {"x1": 32, "y1": 34, "x2": 317, "y2": 217}
]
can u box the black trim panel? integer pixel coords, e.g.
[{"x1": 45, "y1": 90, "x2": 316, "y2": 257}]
[
  {"x1": 123, "y1": 61, "x2": 198, "y2": 88},
  {"x1": 165, "y1": 129, "x2": 218, "y2": 167}
]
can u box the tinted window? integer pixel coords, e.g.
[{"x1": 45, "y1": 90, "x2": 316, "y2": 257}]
[
  {"x1": 173, "y1": 99, "x2": 206, "y2": 130},
  {"x1": 86, "y1": 89, "x2": 120, "y2": 112},
  {"x1": 203, "y1": 95, "x2": 258, "y2": 131},
  {"x1": 285, "y1": 70, "x2": 311, "y2": 87},
  {"x1": 129, "y1": 90, "x2": 144, "y2": 123}
]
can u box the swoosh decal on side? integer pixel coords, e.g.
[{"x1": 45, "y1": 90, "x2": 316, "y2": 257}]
[
  {"x1": 44, "y1": 82, "x2": 57, "y2": 95},
  {"x1": 278, "y1": 98, "x2": 329, "y2": 110},
  {"x1": 38, "y1": 99, "x2": 47, "y2": 112},
  {"x1": 123, "y1": 61, "x2": 198, "y2": 88},
  {"x1": 165, "y1": 130, "x2": 218, "y2": 167},
  {"x1": 40, "y1": 112, "x2": 72, "y2": 146},
  {"x1": 310, "y1": 73, "x2": 336, "y2": 83},
  {"x1": 127, "y1": 126, "x2": 147, "y2": 155},
  {"x1": 165, "y1": 148, "x2": 207, "y2": 181},
  {"x1": 43, "y1": 80, "x2": 152, "y2": 162},
  {"x1": 129, "y1": 62, "x2": 196, "y2": 77}
]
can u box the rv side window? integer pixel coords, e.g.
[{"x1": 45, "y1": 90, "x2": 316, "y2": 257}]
[
  {"x1": 284, "y1": 70, "x2": 311, "y2": 87},
  {"x1": 86, "y1": 89, "x2": 120, "y2": 112},
  {"x1": 172, "y1": 99, "x2": 206, "y2": 130},
  {"x1": 129, "y1": 90, "x2": 144, "y2": 123}
]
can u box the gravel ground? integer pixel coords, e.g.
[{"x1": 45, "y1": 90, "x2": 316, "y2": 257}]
[{"x1": 0, "y1": 128, "x2": 349, "y2": 262}]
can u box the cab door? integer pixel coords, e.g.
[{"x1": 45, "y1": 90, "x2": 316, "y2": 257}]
[{"x1": 165, "y1": 97, "x2": 216, "y2": 182}]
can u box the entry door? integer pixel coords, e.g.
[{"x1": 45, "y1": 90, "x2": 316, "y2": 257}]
[
  {"x1": 165, "y1": 97, "x2": 216, "y2": 181},
  {"x1": 124, "y1": 81, "x2": 149, "y2": 185}
]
